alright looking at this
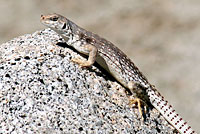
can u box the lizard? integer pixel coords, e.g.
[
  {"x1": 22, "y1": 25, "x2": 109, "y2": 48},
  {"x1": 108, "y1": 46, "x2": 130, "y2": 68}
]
[{"x1": 40, "y1": 13, "x2": 197, "y2": 134}]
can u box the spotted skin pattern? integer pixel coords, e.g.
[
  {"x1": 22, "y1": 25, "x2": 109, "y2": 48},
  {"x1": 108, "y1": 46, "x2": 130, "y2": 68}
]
[
  {"x1": 147, "y1": 87, "x2": 196, "y2": 134},
  {"x1": 40, "y1": 13, "x2": 197, "y2": 134}
]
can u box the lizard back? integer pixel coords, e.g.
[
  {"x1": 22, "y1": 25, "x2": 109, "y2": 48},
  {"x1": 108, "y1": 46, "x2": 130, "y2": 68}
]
[
  {"x1": 75, "y1": 26, "x2": 150, "y2": 89},
  {"x1": 73, "y1": 19, "x2": 197, "y2": 134},
  {"x1": 40, "y1": 13, "x2": 197, "y2": 134}
]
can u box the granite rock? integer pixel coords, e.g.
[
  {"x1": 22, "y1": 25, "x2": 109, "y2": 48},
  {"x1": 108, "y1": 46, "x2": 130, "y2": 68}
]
[{"x1": 0, "y1": 29, "x2": 176, "y2": 134}]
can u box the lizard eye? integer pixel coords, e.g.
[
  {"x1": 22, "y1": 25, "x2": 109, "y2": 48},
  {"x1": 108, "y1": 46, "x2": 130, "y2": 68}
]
[
  {"x1": 85, "y1": 37, "x2": 92, "y2": 43},
  {"x1": 50, "y1": 16, "x2": 59, "y2": 21}
]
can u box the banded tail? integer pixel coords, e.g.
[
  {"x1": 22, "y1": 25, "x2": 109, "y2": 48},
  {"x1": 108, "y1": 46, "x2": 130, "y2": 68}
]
[{"x1": 147, "y1": 87, "x2": 197, "y2": 134}]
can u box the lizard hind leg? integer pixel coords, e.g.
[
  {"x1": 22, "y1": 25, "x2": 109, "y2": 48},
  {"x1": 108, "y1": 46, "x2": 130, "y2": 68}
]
[
  {"x1": 129, "y1": 97, "x2": 147, "y2": 120},
  {"x1": 128, "y1": 81, "x2": 147, "y2": 120}
]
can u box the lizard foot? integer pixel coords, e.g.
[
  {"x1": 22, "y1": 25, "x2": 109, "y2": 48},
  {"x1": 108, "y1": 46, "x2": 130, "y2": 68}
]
[
  {"x1": 129, "y1": 97, "x2": 147, "y2": 120},
  {"x1": 71, "y1": 57, "x2": 92, "y2": 68}
]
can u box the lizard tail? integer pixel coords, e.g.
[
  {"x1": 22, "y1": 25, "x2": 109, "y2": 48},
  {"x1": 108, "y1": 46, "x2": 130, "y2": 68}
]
[{"x1": 146, "y1": 87, "x2": 197, "y2": 134}]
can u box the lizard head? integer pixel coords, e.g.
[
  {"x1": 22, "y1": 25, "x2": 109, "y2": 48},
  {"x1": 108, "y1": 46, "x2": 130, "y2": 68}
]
[{"x1": 40, "y1": 13, "x2": 72, "y2": 35}]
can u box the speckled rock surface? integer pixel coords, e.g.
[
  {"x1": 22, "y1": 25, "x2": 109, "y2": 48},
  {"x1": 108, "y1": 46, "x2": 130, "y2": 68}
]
[{"x1": 0, "y1": 29, "x2": 177, "y2": 134}]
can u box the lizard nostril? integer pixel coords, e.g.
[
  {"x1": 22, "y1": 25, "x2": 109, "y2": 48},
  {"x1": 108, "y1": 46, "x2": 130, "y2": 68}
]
[{"x1": 40, "y1": 15, "x2": 45, "y2": 20}]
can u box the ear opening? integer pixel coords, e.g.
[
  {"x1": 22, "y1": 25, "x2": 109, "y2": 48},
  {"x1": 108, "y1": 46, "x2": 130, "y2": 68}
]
[{"x1": 62, "y1": 23, "x2": 66, "y2": 29}]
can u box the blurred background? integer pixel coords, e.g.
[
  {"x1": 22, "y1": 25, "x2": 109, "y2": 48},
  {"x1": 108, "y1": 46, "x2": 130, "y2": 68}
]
[{"x1": 0, "y1": 0, "x2": 199, "y2": 132}]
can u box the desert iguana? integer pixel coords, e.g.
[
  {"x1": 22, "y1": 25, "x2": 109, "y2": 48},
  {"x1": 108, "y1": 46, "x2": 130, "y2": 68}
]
[{"x1": 40, "y1": 13, "x2": 197, "y2": 134}]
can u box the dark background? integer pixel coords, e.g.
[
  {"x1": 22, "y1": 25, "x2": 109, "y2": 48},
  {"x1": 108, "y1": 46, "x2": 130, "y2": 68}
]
[{"x1": 0, "y1": 0, "x2": 199, "y2": 132}]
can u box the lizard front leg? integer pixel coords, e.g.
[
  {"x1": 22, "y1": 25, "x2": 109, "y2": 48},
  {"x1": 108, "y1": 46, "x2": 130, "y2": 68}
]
[{"x1": 71, "y1": 44, "x2": 97, "y2": 67}]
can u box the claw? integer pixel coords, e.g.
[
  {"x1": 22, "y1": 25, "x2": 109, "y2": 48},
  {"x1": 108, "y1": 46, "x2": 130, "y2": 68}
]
[{"x1": 129, "y1": 97, "x2": 147, "y2": 120}]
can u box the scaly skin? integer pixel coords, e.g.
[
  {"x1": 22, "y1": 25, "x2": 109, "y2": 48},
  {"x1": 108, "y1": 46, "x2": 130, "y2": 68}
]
[{"x1": 40, "y1": 13, "x2": 197, "y2": 134}]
